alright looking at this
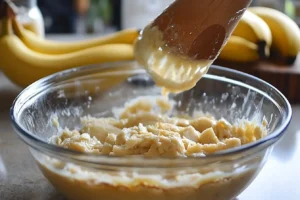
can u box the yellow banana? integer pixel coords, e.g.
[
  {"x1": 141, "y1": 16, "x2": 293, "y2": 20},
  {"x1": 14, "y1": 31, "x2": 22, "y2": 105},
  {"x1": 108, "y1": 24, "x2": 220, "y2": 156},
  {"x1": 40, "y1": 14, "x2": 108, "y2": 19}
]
[
  {"x1": 232, "y1": 10, "x2": 272, "y2": 57},
  {"x1": 12, "y1": 17, "x2": 140, "y2": 54},
  {"x1": 0, "y1": 32, "x2": 135, "y2": 87},
  {"x1": 249, "y1": 7, "x2": 300, "y2": 64},
  {"x1": 218, "y1": 36, "x2": 260, "y2": 62}
]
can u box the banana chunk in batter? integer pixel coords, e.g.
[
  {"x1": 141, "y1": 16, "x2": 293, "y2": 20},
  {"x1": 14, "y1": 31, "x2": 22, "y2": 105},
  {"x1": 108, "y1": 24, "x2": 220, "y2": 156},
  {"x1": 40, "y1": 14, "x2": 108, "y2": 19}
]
[{"x1": 50, "y1": 97, "x2": 267, "y2": 157}]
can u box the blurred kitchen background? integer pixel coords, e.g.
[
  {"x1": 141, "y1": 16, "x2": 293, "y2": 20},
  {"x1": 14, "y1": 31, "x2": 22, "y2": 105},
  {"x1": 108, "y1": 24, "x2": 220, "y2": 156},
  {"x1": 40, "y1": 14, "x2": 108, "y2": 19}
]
[{"x1": 11, "y1": 0, "x2": 300, "y2": 38}]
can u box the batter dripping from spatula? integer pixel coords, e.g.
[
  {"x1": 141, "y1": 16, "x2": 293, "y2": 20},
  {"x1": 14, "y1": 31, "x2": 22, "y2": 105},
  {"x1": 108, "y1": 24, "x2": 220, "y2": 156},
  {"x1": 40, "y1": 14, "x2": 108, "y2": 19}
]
[{"x1": 134, "y1": 0, "x2": 251, "y2": 95}]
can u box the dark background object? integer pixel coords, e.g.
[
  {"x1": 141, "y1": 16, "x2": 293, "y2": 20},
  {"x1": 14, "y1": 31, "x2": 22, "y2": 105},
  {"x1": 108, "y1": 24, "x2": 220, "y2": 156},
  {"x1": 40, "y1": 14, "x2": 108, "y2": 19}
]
[
  {"x1": 214, "y1": 55, "x2": 300, "y2": 104},
  {"x1": 38, "y1": 0, "x2": 78, "y2": 34},
  {"x1": 111, "y1": 0, "x2": 121, "y2": 30}
]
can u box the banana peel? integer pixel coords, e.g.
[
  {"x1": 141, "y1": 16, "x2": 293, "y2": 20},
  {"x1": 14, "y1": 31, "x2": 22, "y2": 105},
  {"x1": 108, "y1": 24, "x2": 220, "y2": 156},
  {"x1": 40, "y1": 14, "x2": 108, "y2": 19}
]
[
  {"x1": 218, "y1": 36, "x2": 261, "y2": 63},
  {"x1": 0, "y1": 17, "x2": 136, "y2": 88},
  {"x1": 12, "y1": 17, "x2": 140, "y2": 54},
  {"x1": 249, "y1": 7, "x2": 300, "y2": 65}
]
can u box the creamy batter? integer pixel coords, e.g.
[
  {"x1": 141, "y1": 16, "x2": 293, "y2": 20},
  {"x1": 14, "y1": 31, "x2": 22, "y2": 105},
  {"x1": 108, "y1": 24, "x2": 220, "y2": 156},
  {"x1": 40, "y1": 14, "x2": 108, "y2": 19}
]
[
  {"x1": 134, "y1": 25, "x2": 213, "y2": 95},
  {"x1": 37, "y1": 97, "x2": 268, "y2": 200},
  {"x1": 37, "y1": 159, "x2": 258, "y2": 200}
]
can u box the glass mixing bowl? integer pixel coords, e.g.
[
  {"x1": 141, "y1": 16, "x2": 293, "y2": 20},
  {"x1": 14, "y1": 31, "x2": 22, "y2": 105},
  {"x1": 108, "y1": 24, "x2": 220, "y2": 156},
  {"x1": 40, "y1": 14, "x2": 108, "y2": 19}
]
[{"x1": 11, "y1": 62, "x2": 292, "y2": 200}]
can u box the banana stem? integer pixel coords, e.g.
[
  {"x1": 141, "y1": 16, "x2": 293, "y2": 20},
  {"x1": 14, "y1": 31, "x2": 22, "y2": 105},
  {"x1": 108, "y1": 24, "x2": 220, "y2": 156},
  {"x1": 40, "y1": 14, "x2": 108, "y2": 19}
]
[
  {"x1": 0, "y1": 17, "x2": 13, "y2": 37},
  {"x1": 11, "y1": 16, "x2": 23, "y2": 37}
]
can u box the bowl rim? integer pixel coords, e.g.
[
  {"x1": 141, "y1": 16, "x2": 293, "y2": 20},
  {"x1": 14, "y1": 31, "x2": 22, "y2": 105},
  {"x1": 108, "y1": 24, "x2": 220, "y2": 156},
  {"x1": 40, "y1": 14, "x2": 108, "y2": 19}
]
[{"x1": 10, "y1": 61, "x2": 292, "y2": 165}]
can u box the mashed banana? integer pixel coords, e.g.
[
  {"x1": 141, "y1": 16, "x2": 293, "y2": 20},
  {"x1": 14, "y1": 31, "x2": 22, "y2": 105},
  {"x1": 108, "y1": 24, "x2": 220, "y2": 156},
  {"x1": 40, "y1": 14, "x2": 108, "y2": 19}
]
[{"x1": 50, "y1": 97, "x2": 267, "y2": 157}]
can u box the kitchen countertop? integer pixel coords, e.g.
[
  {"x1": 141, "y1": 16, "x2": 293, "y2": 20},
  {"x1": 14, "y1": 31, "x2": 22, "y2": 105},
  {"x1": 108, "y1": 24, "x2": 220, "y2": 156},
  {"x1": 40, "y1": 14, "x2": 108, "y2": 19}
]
[{"x1": 0, "y1": 34, "x2": 299, "y2": 200}]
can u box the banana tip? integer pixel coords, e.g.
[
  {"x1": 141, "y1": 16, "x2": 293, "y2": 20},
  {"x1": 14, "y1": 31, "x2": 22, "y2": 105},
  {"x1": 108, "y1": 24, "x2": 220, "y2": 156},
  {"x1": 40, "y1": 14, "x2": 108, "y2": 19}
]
[
  {"x1": 285, "y1": 56, "x2": 297, "y2": 65},
  {"x1": 257, "y1": 41, "x2": 269, "y2": 60}
]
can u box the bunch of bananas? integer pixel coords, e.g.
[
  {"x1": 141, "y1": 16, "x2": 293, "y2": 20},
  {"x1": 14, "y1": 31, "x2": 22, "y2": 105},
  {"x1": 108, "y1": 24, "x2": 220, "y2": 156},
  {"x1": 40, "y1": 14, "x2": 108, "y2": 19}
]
[
  {"x1": 1, "y1": 4, "x2": 299, "y2": 87},
  {"x1": 0, "y1": 13, "x2": 139, "y2": 87},
  {"x1": 218, "y1": 7, "x2": 300, "y2": 64}
]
